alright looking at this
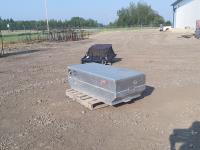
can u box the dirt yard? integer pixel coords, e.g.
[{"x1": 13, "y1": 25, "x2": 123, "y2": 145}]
[{"x1": 1, "y1": 29, "x2": 200, "y2": 150}]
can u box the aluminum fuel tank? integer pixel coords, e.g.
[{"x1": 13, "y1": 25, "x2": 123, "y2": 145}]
[{"x1": 68, "y1": 63, "x2": 146, "y2": 105}]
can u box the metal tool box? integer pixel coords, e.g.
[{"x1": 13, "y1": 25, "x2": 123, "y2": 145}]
[{"x1": 68, "y1": 63, "x2": 146, "y2": 105}]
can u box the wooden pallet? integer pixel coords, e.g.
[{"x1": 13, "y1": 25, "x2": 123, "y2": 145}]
[{"x1": 65, "y1": 89, "x2": 109, "y2": 110}]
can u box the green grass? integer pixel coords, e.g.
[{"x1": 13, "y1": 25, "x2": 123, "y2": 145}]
[
  {"x1": 2, "y1": 32, "x2": 47, "y2": 44},
  {"x1": 99, "y1": 27, "x2": 158, "y2": 32},
  {"x1": 0, "y1": 27, "x2": 158, "y2": 45},
  {"x1": 2, "y1": 30, "x2": 38, "y2": 36}
]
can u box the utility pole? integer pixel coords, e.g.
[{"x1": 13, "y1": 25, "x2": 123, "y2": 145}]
[{"x1": 44, "y1": 0, "x2": 50, "y2": 33}]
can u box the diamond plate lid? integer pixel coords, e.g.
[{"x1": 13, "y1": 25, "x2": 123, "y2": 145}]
[{"x1": 68, "y1": 63, "x2": 144, "y2": 81}]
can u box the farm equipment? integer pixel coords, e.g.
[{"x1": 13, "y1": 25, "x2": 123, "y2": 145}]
[
  {"x1": 67, "y1": 63, "x2": 146, "y2": 106},
  {"x1": 81, "y1": 44, "x2": 116, "y2": 65},
  {"x1": 160, "y1": 24, "x2": 172, "y2": 32},
  {"x1": 195, "y1": 20, "x2": 200, "y2": 39}
]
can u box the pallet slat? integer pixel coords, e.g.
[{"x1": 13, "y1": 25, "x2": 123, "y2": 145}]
[{"x1": 66, "y1": 89, "x2": 108, "y2": 110}]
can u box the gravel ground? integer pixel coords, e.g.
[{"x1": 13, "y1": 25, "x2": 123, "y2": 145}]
[{"x1": 1, "y1": 29, "x2": 200, "y2": 150}]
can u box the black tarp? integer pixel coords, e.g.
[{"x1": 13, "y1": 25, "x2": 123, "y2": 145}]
[{"x1": 87, "y1": 44, "x2": 116, "y2": 58}]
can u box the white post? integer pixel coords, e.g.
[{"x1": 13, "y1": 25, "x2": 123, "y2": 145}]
[{"x1": 44, "y1": 0, "x2": 49, "y2": 32}]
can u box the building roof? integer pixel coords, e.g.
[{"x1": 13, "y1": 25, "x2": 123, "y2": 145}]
[{"x1": 171, "y1": 0, "x2": 184, "y2": 6}]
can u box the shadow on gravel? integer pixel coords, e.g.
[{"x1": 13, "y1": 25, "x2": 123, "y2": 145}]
[
  {"x1": 178, "y1": 34, "x2": 195, "y2": 39},
  {"x1": 0, "y1": 49, "x2": 41, "y2": 58},
  {"x1": 112, "y1": 58, "x2": 123, "y2": 64},
  {"x1": 114, "y1": 85, "x2": 155, "y2": 107},
  {"x1": 170, "y1": 121, "x2": 200, "y2": 150}
]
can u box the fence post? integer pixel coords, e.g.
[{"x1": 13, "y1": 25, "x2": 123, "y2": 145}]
[{"x1": 0, "y1": 30, "x2": 4, "y2": 56}]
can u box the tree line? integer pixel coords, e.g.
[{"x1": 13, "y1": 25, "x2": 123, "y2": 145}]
[
  {"x1": 0, "y1": 2, "x2": 171, "y2": 30},
  {"x1": 109, "y1": 2, "x2": 171, "y2": 27},
  {"x1": 0, "y1": 17, "x2": 103, "y2": 30}
]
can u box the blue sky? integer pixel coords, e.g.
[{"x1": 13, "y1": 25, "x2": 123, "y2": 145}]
[{"x1": 0, "y1": 0, "x2": 175, "y2": 24}]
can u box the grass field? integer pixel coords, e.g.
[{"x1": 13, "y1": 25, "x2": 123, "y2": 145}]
[
  {"x1": 101, "y1": 26, "x2": 158, "y2": 32},
  {"x1": 1, "y1": 27, "x2": 158, "y2": 45},
  {"x1": 1, "y1": 31, "x2": 46, "y2": 44}
]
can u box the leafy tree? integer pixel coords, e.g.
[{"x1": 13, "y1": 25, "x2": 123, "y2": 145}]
[
  {"x1": 0, "y1": 17, "x2": 102, "y2": 30},
  {"x1": 164, "y1": 20, "x2": 172, "y2": 26},
  {"x1": 114, "y1": 2, "x2": 165, "y2": 27}
]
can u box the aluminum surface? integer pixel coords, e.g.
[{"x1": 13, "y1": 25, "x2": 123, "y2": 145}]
[{"x1": 68, "y1": 63, "x2": 146, "y2": 105}]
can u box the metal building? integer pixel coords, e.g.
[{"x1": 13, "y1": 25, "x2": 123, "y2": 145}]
[{"x1": 172, "y1": 0, "x2": 200, "y2": 29}]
